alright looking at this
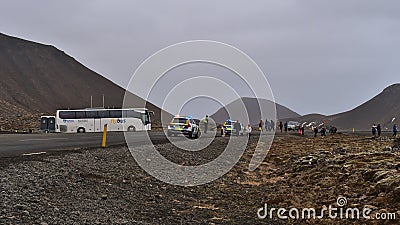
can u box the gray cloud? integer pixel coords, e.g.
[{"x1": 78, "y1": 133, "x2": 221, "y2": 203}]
[{"x1": 1, "y1": 0, "x2": 400, "y2": 115}]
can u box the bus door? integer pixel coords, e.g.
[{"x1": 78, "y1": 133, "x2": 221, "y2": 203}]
[
  {"x1": 144, "y1": 111, "x2": 152, "y2": 130},
  {"x1": 94, "y1": 118, "x2": 102, "y2": 132},
  {"x1": 96, "y1": 110, "x2": 110, "y2": 132},
  {"x1": 85, "y1": 111, "x2": 101, "y2": 132}
]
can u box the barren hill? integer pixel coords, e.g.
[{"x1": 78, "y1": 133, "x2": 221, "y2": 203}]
[
  {"x1": 210, "y1": 97, "x2": 300, "y2": 125},
  {"x1": 0, "y1": 33, "x2": 163, "y2": 131},
  {"x1": 289, "y1": 84, "x2": 400, "y2": 130}
]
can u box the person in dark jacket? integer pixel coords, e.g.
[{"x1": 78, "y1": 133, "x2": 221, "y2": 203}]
[
  {"x1": 372, "y1": 124, "x2": 377, "y2": 136},
  {"x1": 279, "y1": 122, "x2": 283, "y2": 133},
  {"x1": 321, "y1": 127, "x2": 326, "y2": 136},
  {"x1": 377, "y1": 124, "x2": 382, "y2": 137},
  {"x1": 329, "y1": 125, "x2": 334, "y2": 134},
  {"x1": 259, "y1": 120, "x2": 263, "y2": 131},
  {"x1": 265, "y1": 119, "x2": 269, "y2": 131},
  {"x1": 234, "y1": 121, "x2": 241, "y2": 136},
  {"x1": 284, "y1": 121, "x2": 288, "y2": 132},
  {"x1": 394, "y1": 124, "x2": 398, "y2": 137},
  {"x1": 314, "y1": 127, "x2": 319, "y2": 137}
]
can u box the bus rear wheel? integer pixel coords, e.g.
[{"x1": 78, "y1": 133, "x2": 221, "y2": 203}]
[
  {"x1": 128, "y1": 126, "x2": 136, "y2": 132},
  {"x1": 77, "y1": 127, "x2": 85, "y2": 133}
]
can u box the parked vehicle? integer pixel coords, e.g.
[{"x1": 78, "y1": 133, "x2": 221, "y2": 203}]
[
  {"x1": 222, "y1": 119, "x2": 245, "y2": 136},
  {"x1": 55, "y1": 108, "x2": 153, "y2": 133},
  {"x1": 40, "y1": 116, "x2": 56, "y2": 133},
  {"x1": 167, "y1": 116, "x2": 201, "y2": 139},
  {"x1": 287, "y1": 121, "x2": 300, "y2": 131}
]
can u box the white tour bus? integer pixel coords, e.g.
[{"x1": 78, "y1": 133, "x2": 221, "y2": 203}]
[{"x1": 55, "y1": 108, "x2": 153, "y2": 133}]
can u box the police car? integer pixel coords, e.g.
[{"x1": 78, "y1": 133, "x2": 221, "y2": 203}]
[
  {"x1": 167, "y1": 116, "x2": 201, "y2": 138},
  {"x1": 222, "y1": 119, "x2": 245, "y2": 136}
]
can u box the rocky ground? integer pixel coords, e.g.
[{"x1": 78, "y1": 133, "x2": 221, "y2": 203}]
[
  {"x1": 1, "y1": 133, "x2": 400, "y2": 224},
  {"x1": 0, "y1": 99, "x2": 42, "y2": 132}
]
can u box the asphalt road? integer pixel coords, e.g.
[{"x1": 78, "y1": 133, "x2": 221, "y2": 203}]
[
  {"x1": 0, "y1": 131, "x2": 167, "y2": 157},
  {"x1": 0, "y1": 129, "x2": 394, "y2": 158}
]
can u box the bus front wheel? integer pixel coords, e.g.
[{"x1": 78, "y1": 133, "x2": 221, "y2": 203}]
[
  {"x1": 77, "y1": 127, "x2": 85, "y2": 133},
  {"x1": 128, "y1": 126, "x2": 136, "y2": 132}
]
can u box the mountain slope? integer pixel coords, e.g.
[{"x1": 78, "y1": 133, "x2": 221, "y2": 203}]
[
  {"x1": 0, "y1": 33, "x2": 164, "y2": 130},
  {"x1": 210, "y1": 97, "x2": 300, "y2": 125},
  {"x1": 290, "y1": 84, "x2": 400, "y2": 130},
  {"x1": 332, "y1": 84, "x2": 400, "y2": 130}
]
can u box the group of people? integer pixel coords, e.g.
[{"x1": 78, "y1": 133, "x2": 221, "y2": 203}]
[
  {"x1": 372, "y1": 123, "x2": 397, "y2": 137},
  {"x1": 371, "y1": 124, "x2": 382, "y2": 137},
  {"x1": 329, "y1": 125, "x2": 338, "y2": 134},
  {"x1": 275, "y1": 121, "x2": 287, "y2": 132},
  {"x1": 312, "y1": 126, "x2": 327, "y2": 137},
  {"x1": 311, "y1": 125, "x2": 337, "y2": 137},
  {"x1": 258, "y1": 119, "x2": 275, "y2": 132}
]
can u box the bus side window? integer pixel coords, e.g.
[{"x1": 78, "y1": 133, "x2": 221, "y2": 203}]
[
  {"x1": 75, "y1": 111, "x2": 86, "y2": 119},
  {"x1": 123, "y1": 110, "x2": 140, "y2": 118},
  {"x1": 109, "y1": 110, "x2": 122, "y2": 118},
  {"x1": 85, "y1": 111, "x2": 98, "y2": 118},
  {"x1": 59, "y1": 111, "x2": 76, "y2": 119},
  {"x1": 98, "y1": 110, "x2": 110, "y2": 118}
]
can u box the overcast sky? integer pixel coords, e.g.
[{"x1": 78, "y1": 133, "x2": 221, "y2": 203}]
[{"x1": 1, "y1": 0, "x2": 400, "y2": 116}]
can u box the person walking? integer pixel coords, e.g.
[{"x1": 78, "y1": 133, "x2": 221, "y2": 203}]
[
  {"x1": 234, "y1": 121, "x2": 241, "y2": 136},
  {"x1": 204, "y1": 115, "x2": 209, "y2": 134},
  {"x1": 279, "y1": 121, "x2": 283, "y2": 133},
  {"x1": 284, "y1": 121, "x2": 288, "y2": 132},
  {"x1": 314, "y1": 127, "x2": 319, "y2": 137},
  {"x1": 301, "y1": 126, "x2": 305, "y2": 135},
  {"x1": 270, "y1": 120, "x2": 275, "y2": 131},
  {"x1": 394, "y1": 124, "x2": 398, "y2": 137},
  {"x1": 372, "y1": 124, "x2": 377, "y2": 137},
  {"x1": 259, "y1": 120, "x2": 264, "y2": 131},
  {"x1": 321, "y1": 127, "x2": 326, "y2": 136},
  {"x1": 377, "y1": 124, "x2": 382, "y2": 137},
  {"x1": 246, "y1": 124, "x2": 252, "y2": 137}
]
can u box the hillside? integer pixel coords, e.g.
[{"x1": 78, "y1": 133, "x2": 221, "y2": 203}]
[
  {"x1": 0, "y1": 33, "x2": 164, "y2": 131},
  {"x1": 290, "y1": 84, "x2": 400, "y2": 130},
  {"x1": 210, "y1": 97, "x2": 300, "y2": 125}
]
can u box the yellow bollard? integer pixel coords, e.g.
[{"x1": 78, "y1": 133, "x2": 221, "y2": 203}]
[{"x1": 102, "y1": 124, "x2": 108, "y2": 148}]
